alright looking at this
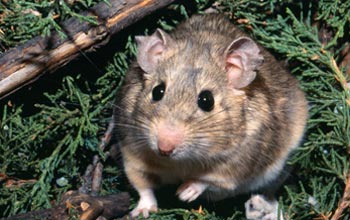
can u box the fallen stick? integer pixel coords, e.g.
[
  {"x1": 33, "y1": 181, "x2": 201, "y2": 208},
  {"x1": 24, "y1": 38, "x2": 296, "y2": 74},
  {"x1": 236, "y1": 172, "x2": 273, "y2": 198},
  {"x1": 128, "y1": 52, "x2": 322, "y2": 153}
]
[
  {"x1": 1, "y1": 191, "x2": 130, "y2": 220},
  {"x1": 0, "y1": 0, "x2": 175, "y2": 99}
]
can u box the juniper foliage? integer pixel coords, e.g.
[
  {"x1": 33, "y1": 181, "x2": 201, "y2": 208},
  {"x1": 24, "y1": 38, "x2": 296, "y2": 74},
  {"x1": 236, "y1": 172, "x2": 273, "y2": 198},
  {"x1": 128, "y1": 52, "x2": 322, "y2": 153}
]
[
  {"x1": 0, "y1": 0, "x2": 349, "y2": 219},
  {"x1": 0, "y1": 0, "x2": 106, "y2": 51}
]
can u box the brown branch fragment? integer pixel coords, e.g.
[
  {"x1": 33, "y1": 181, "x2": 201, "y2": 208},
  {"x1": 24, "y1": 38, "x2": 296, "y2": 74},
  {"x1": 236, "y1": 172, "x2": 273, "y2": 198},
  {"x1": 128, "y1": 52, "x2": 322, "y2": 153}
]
[
  {"x1": 79, "y1": 118, "x2": 115, "y2": 195},
  {"x1": 0, "y1": 0, "x2": 175, "y2": 99},
  {"x1": 339, "y1": 43, "x2": 350, "y2": 76},
  {"x1": 1, "y1": 191, "x2": 130, "y2": 220},
  {"x1": 331, "y1": 174, "x2": 350, "y2": 220}
]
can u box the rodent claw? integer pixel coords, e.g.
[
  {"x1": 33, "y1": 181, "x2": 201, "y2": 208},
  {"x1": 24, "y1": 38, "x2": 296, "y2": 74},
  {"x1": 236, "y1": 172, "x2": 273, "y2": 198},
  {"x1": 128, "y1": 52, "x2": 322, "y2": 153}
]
[{"x1": 142, "y1": 209, "x2": 149, "y2": 218}]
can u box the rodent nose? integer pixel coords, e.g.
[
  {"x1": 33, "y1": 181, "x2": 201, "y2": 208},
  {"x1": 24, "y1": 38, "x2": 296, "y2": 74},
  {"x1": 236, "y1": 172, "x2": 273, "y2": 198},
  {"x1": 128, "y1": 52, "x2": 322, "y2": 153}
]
[
  {"x1": 156, "y1": 123, "x2": 184, "y2": 156},
  {"x1": 158, "y1": 147, "x2": 173, "y2": 156}
]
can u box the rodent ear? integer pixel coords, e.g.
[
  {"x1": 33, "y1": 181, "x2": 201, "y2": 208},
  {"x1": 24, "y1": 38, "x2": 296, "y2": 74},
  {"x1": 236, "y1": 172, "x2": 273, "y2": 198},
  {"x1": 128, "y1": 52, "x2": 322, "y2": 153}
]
[
  {"x1": 225, "y1": 37, "x2": 264, "y2": 89},
  {"x1": 135, "y1": 29, "x2": 173, "y2": 73}
]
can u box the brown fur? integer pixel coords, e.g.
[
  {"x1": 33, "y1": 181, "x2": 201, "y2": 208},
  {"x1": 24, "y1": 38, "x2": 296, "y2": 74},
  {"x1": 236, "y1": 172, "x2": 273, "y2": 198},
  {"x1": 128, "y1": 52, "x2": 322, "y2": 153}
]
[{"x1": 114, "y1": 14, "x2": 308, "y2": 201}]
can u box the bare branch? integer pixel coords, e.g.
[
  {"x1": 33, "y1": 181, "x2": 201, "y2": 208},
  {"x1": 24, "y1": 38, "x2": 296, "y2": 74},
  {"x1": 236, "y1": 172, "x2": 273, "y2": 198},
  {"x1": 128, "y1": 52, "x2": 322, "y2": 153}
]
[{"x1": 0, "y1": 0, "x2": 175, "y2": 99}]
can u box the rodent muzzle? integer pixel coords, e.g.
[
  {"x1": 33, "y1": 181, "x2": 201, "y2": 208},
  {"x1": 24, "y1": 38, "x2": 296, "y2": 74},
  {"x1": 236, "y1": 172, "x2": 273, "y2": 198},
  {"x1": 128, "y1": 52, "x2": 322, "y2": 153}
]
[{"x1": 156, "y1": 121, "x2": 185, "y2": 156}]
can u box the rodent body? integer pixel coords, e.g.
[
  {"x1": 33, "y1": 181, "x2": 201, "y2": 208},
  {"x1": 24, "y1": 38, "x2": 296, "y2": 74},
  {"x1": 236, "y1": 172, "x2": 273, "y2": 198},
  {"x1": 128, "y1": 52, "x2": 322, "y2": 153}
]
[{"x1": 114, "y1": 14, "x2": 308, "y2": 218}]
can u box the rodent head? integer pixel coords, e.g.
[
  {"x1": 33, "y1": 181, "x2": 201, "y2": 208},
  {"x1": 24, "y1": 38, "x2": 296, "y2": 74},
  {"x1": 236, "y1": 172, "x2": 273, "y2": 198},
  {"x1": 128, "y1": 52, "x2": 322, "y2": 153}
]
[{"x1": 126, "y1": 28, "x2": 263, "y2": 162}]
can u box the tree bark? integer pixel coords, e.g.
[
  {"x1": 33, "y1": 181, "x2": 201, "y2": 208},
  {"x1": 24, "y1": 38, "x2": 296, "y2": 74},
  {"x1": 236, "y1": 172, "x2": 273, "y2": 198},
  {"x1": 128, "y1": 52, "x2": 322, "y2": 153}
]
[{"x1": 0, "y1": 0, "x2": 175, "y2": 99}]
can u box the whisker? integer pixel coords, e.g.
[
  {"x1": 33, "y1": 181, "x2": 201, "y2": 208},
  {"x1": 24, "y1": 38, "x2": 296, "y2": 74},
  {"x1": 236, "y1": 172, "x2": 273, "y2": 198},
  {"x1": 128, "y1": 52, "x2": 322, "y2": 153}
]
[
  {"x1": 191, "y1": 109, "x2": 228, "y2": 126},
  {"x1": 190, "y1": 119, "x2": 233, "y2": 132},
  {"x1": 112, "y1": 122, "x2": 147, "y2": 131},
  {"x1": 121, "y1": 138, "x2": 149, "y2": 149}
]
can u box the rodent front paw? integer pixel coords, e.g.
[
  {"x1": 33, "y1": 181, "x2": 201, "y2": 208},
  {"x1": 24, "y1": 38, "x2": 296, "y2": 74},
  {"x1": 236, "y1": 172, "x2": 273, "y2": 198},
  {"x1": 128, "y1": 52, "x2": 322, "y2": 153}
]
[
  {"x1": 245, "y1": 195, "x2": 283, "y2": 220},
  {"x1": 176, "y1": 181, "x2": 207, "y2": 202},
  {"x1": 131, "y1": 189, "x2": 158, "y2": 218},
  {"x1": 131, "y1": 204, "x2": 157, "y2": 219}
]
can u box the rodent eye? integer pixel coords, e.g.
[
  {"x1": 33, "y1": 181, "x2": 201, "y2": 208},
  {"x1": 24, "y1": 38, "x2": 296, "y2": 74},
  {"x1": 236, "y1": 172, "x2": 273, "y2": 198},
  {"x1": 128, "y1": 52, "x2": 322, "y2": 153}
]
[
  {"x1": 152, "y1": 82, "x2": 166, "y2": 101},
  {"x1": 198, "y1": 90, "x2": 214, "y2": 112}
]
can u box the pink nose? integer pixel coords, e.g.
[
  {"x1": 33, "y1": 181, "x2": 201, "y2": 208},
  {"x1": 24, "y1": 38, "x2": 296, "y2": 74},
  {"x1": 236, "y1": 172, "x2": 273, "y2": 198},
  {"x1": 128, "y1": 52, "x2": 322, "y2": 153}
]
[{"x1": 157, "y1": 124, "x2": 184, "y2": 156}]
